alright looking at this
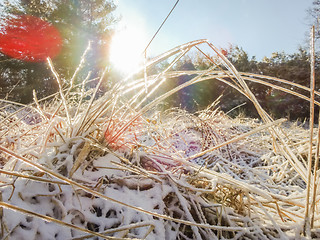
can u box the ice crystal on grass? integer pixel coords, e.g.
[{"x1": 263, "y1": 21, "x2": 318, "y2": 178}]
[{"x1": 1, "y1": 40, "x2": 320, "y2": 239}]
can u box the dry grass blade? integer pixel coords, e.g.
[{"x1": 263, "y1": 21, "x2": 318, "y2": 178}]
[
  {"x1": 75, "y1": 67, "x2": 108, "y2": 136},
  {"x1": 186, "y1": 118, "x2": 286, "y2": 162},
  {"x1": 47, "y1": 57, "x2": 71, "y2": 127},
  {"x1": 311, "y1": 113, "x2": 320, "y2": 228},
  {"x1": 69, "y1": 141, "x2": 91, "y2": 178},
  {"x1": 304, "y1": 25, "x2": 316, "y2": 236},
  {"x1": 2, "y1": 39, "x2": 320, "y2": 239},
  {"x1": 0, "y1": 169, "x2": 67, "y2": 185},
  {"x1": 0, "y1": 192, "x2": 4, "y2": 239},
  {"x1": 71, "y1": 222, "x2": 155, "y2": 240}
]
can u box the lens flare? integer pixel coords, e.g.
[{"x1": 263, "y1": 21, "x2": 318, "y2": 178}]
[
  {"x1": 0, "y1": 15, "x2": 62, "y2": 62},
  {"x1": 109, "y1": 25, "x2": 148, "y2": 75}
]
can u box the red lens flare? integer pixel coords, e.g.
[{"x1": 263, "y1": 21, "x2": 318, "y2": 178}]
[{"x1": 0, "y1": 15, "x2": 62, "y2": 62}]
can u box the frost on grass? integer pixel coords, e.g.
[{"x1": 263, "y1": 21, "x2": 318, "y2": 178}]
[{"x1": 1, "y1": 39, "x2": 320, "y2": 239}]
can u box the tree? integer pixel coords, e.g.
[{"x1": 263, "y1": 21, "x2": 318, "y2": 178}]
[
  {"x1": 228, "y1": 45, "x2": 258, "y2": 73},
  {"x1": 308, "y1": 0, "x2": 320, "y2": 39},
  {"x1": 0, "y1": 0, "x2": 117, "y2": 103},
  {"x1": 176, "y1": 45, "x2": 317, "y2": 120}
]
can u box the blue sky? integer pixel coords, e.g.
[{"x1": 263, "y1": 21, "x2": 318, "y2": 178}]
[{"x1": 114, "y1": 0, "x2": 313, "y2": 60}]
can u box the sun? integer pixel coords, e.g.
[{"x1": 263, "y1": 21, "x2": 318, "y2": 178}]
[{"x1": 109, "y1": 24, "x2": 148, "y2": 75}]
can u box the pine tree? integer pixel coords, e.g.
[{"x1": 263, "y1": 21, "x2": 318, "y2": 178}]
[{"x1": 0, "y1": 0, "x2": 117, "y2": 103}]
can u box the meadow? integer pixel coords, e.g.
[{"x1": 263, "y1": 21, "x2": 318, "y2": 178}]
[{"x1": 0, "y1": 39, "x2": 320, "y2": 239}]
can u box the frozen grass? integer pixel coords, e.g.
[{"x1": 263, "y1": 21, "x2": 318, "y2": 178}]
[{"x1": 0, "y1": 39, "x2": 320, "y2": 239}]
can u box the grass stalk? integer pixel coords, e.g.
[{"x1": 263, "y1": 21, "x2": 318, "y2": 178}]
[
  {"x1": 186, "y1": 118, "x2": 286, "y2": 161},
  {"x1": 47, "y1": 57, "x2": 71, "y2": 128},
  {"x1": 304, "y1": 25, "x2": 316, "y2": 236},
  {"x1": 310, "y1": 24, "x2": 319, "y2": 229}
]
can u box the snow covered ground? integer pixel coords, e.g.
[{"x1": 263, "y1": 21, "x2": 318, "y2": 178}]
[{"x1": 1, "y1": 40, "x2": 320, "y2": 239}]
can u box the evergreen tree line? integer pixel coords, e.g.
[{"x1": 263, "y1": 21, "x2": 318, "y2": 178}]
[{"x1": 164, "y1": 46, "x2": 319, "y2": 120}]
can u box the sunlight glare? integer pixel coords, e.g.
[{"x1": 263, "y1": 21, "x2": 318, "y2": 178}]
[{"x1": 109, "y1": 24, "x2": 148, "y2": 75}]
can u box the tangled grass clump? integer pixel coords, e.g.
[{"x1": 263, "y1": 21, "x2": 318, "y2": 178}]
[{"x1": 1, "y1": 39, "x2": 320, "y2": 239}]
